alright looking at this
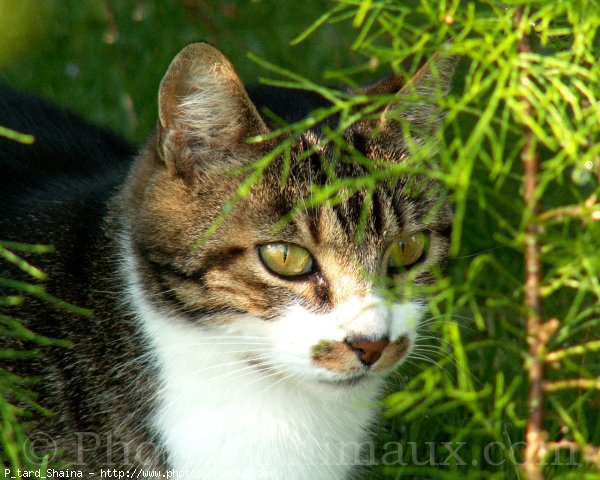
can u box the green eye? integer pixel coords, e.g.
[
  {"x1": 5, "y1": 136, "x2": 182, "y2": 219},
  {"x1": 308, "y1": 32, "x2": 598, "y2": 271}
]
[
  {"x1": 387, "y1": 233, "x2": 428, "y2": 273},
  {"x1": 259, "y1": 243, "x2": 313, "y2": 278}
]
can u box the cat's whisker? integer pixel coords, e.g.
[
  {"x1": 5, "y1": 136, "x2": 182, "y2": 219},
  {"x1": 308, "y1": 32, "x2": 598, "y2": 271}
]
[
  {"x1": 179, "y1": 335, "x2": 269, "y2": 340},
  {"x1": 422, "y1": 313, "x2": 474, "y2": 322},
  {"x1": 411, "y1": 334, "x2": 481, "y2": 386},
  {"x1": 221, "y1": 361, "x2": 286, "y2": 385},
  {"x1": 413, "y1": 338, "x2": 442, "y2": 345},
  {"x1": 144, "y1": 342, "x2": 273, "y2": 352},
  {"x1": 155, "y1": 360, "x2": 290, "y2": 417},
  {"x1": 105, "y1": 342, "x2": 275, "y2": 376},
  {"x1": 411, "y1": 347, "x2": 444, "y2": 356},
  {"x1": 255, "y1": 370, "x2": 297, "y2": 396},
  {"x1": 406, "y1": 352, "x2": 456, "y2": 379},
  {"x1": 418, "y1": 314, "x2": 481, "y2": 334},
  {"x1": 153, "y1": 356, "x2": 272, "y2": 395},
  {"x1": 413, "y1": 336, "x2": 442, "y2": 344},
  {"x1": 405, "y1": 355, "x2": 452, "y2": 378},
  {"x1": 201, "y1": 358, "x2": 285, "y2": 386},
  {"x1": 393, "y1": 357, "x2": 455, "y2": 385},
  {"x1": 226, "y1": 364, "x2": 291, "y2": 392},
  {"x1": 411, "y1": 344, "x2": 443, "y2": 352},
  {"x1": 411, "y1": 345, "x2": 459, "y2": 365}
]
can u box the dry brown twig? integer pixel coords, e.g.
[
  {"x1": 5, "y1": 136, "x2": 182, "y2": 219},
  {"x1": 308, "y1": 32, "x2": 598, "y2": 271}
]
[
  {"x1": 516, "y1": 8, "x2": 600, "y2": 478},
  {"x1": 516, "y1": 7, "x2": 549, "y2": 480},
  {"x1": 542, "y1": 441, "x2": 600, "y2": 469}
]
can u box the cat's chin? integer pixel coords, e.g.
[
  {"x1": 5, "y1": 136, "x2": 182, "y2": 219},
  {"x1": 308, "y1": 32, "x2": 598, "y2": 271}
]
[
  {"x1": 318, "y1": 373, "x2": 374, "y2": 388},
  {"x1": 303, "y1": 368, "x2": 392, "y2": 395},
  {"x1": 307, "y1": 372, "x2": 387, "y2": 399}
]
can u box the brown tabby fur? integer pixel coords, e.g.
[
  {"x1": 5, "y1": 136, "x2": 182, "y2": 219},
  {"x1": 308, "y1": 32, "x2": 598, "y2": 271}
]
[{"x1": 0, "y1": 43, "x2": 455, "y2": 472}]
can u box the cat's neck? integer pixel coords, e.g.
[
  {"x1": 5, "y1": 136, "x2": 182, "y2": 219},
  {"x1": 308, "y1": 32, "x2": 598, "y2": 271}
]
[{"x1": 120, "y1": 231, "x2": 382, "y2": 480}]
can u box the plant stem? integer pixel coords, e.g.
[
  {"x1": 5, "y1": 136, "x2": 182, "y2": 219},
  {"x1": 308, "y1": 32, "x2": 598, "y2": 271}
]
[
  {"x1": 543, "y1": 440, "x2": 600, "y2": 468},
  {"x1": 543, "y1": 378, "x2": 600, "y2": 392},
  {"x1": 545, "y1": 340, "x2": 600, "y2": 362},
  {"x1": 536, "y1": 195, "x2": 600, "y2": 223},
  {"x1": 516, "y1": 7, "x2": 546, "y2": 480}
]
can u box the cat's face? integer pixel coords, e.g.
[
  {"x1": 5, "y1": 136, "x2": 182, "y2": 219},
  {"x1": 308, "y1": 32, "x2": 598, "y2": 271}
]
[{"x1": 125, "y1": 43, "x2": 453, "y2": 391}]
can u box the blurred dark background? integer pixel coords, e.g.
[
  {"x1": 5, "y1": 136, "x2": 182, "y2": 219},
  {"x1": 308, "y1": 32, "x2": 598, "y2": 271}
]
[{"x1": 0, "y1": 0, "x2": 360, "y2": 144}]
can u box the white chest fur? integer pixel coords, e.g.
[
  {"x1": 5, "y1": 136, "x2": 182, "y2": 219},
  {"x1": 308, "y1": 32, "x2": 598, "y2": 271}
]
[
  {"x1": 135, "y1": 304, "x2": 380, "y2": 480},
  {"x1": 125, "y1": 260, "x2": 384, "y2": 480},
  {"x1": 147, "y1": 319, "x2": 378, "y2": 479}
]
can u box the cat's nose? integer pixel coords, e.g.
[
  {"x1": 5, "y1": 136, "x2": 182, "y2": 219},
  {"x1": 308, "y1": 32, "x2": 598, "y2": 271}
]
[{"x1": 345, "y1": 337, "x2": 390, "y2": 367}]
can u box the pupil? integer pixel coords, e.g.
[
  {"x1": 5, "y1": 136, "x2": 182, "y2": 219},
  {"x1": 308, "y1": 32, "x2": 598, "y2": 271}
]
[{"x1": 282, "y1": 245, "x2": 288, "y2": 263}]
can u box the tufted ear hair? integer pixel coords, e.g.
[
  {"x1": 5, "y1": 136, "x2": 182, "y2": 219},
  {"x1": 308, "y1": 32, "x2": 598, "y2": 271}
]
[
  {"x1": 157, "y1": 42, "x2": 269, "y2": 178},
  {"x1": 381, "y1": 53, "x2": 457, "y2": 135},
  {"x1": 353, "y1": 54, "x2": 458, "y2": 159}
]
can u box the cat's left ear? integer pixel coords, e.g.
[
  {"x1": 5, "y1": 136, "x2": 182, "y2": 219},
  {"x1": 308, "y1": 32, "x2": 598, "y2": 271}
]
[
  {"x1": 157, "y1": 42, "x2": 269, "y2": 177},
  {"x1": 358, "y1": 54, "x2": 458, "y2": 153}
]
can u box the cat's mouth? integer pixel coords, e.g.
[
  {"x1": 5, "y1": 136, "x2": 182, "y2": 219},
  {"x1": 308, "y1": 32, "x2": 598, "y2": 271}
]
[{"x1": 244, "y1": 356, "x2": 376, "y2": 388}]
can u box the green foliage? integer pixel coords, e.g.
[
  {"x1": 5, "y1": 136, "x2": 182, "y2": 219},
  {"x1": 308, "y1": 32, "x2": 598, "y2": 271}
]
[
  {"x1": 1, "y1": 0, "x2": 599, "y2": 478},
  {"x1": 0, "y1": 127, "x2": 33, "y2": 144},
  {"x1": 0, "y1": 241, "x2": 72, "y2": 478},
  {"x1": 292, "y1": 1, "x2": 598, "y2": 479},
  {"x1": 0, "y1": 0, "x2": 54, "y2": 69},
  {"x1": 228, "y1": 3, "x2": 600, "y2": 474}
]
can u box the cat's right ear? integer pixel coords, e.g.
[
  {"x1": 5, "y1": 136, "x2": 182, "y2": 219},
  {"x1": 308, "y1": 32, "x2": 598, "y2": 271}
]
[{"x1": 157, "y1": 43, "x2": 269, "y2": 178}]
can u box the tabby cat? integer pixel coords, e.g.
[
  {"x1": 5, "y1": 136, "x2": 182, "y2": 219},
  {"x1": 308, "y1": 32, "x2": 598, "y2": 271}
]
[{"x1": 0, "y1": 43, "x2": 454, "y2": 479}]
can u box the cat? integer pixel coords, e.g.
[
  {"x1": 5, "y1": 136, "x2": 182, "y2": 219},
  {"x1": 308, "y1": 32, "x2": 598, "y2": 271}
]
[{"x1": 0, "y1": 43, "x2": 455, "y2": 479}]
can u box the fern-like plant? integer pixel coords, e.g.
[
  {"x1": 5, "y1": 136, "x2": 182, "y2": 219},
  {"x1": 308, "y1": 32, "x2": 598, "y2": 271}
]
[
  {"x1": 281, "y1": 1, "x2": 600, "y2": 478},
  {"x1": 1, "y1": 2, "x2": 599, "y2": 479}
]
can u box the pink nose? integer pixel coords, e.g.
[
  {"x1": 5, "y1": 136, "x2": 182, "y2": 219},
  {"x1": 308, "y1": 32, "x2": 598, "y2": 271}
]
[{"x1": 345, "y1": 337, "x2": 390, "y2": 367}]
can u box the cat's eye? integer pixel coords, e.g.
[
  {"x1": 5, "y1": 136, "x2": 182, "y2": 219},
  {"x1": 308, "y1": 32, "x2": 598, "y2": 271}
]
[
  {"x1": 386, "y1": 233, "x2": 428, "y2": 274},
  {"x1": 259, "y1": 243, "x2": 313, "y2": 278}
]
